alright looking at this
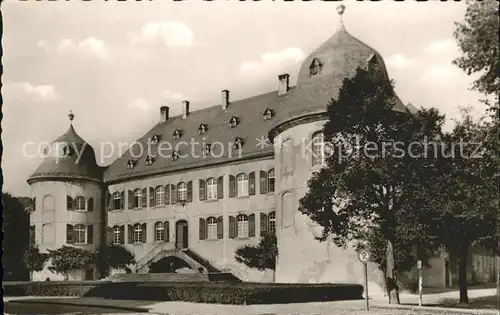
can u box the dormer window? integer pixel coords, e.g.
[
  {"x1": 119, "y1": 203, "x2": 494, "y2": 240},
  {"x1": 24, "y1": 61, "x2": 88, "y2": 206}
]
[
  {"x1": 60, "y1": 144, "x2": 72, "y2": 157},
  {"x1": 263, "y1": 108, "x2": 274, "y2": 121},
  {"x1": 173, "y1": 129, "x2": 182, "y2": 140},
  {"x1": 198, "y1": 124, "x2": 208, "y2": 135},
  {"x1": 151, "y1": 134, "x2": 160, "y2": 144},
  {"x1": 309, "y1": 58, "x2": 322, "y2": 76},
  {"x1": 204, "y1": 143, "x2": 211, "y2": 155},
  {"x1": 127, "y1": 159, "x2": 136, "y2": 169},
  {"x1": 145, "y1": 155, "x2": 155, "y2": 166},
  {"x1": 232, "y1": 137, "x2": 244, "y2": 150},
  {"x1": 229, "y1": 116, "x2": 239, "y2": 128},
  {"x1": 171, "y1": 151, "x2": 180, "y2": 161}
]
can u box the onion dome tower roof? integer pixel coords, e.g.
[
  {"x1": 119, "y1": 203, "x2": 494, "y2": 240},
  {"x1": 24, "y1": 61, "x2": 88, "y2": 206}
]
[
  {"x1": 270, "y1": 5, "x2": 408, "y2": 135},
  {"x1": 27, "y1": 111, "x2": 103, "y2": 184}
]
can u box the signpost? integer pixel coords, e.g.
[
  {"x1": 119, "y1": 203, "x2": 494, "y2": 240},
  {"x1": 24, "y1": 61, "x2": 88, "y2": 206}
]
[
  {"x1": 358, "y1": 250, "x2": 371, "y2": 311},
  {"x1": 417, "y1": 260, "x2": 423, "y2": 307}
]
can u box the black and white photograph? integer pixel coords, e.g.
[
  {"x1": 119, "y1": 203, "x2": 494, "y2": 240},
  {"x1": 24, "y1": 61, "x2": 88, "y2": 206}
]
[{"x1": 1, "y1": 0, "x2": 499, "y2": 314}]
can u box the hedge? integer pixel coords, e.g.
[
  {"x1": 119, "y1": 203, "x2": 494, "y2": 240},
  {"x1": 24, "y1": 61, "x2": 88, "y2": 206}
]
[{"x1": 4, "y1": 281, "x2": 363, "y2": 304}]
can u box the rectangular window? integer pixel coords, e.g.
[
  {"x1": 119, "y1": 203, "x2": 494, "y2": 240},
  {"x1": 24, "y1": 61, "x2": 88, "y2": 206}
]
[
  {"x1": 207, "y1": 179, "x2": 217, "y2": 200},
  {"x1": 207, "y1": 218, "x2": 217, "y2": 240},
  {"x1": 113, "y1": 227, "x2": 121, "y2": 244},
  {"x1": 237, "y1": 216, "x2": 249, "y2": 238},
  {"x1": 133, "y1": 225, "x2": 142, "y2": 243},
  {"x1": 155, "y1": 223, "x2": 165, "y2": 242},
  {"x1": 74, "y1": 225, "x2": 87, "y2": 244}
]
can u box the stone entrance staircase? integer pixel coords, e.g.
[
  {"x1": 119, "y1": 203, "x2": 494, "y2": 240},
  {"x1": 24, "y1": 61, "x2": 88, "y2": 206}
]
[{"x1": 108, "y1": 243, "x2": 240, "y2": 282}]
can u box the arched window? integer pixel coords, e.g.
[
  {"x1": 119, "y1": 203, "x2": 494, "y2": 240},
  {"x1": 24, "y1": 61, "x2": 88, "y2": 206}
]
[
  {"x1": 268, "y1": 169, "x2": 275, "y2": 193},
  {"x1": 268, "y1": 211, "x2": 276, "y2": 234},
  {"x1": 133, "y1": 189, "x2": 142, "y2": 208},
  {"x1": 74, "y1": 224, "x2": 87, "y2": 244},
  {"x1": 133, "y1": 223, "x2": 142, "y2": 243},
  {"x1": 177, "y1": 182, "x2": 187, "y2": 201},
  {"x1": 42, "y1": 195, "x2": 55, "y2": 212},
  {"x1": 113, "y1": 192, "x2": 121, "y2": 210},
  {"x1": 155, "y1": 222, "x2": 165, "y2": 242},
  {"x1": 311, "y1": 132, "x2": 325, "y2": 167},
  {"x1": 309, "y1": 58, "x2": 322, "y2": 76},
  {"x1": 207, "y1": 217, "x2": 217, "y2": 240},
  {"x1": 237, "y1": 214, "x2": 249, "y2": 238},
  {"x1": 206, "y1": 178, "x2": 217, "y2": 200},
  {"x1": 155, "y1": 186, "x2": 164, "y2": 205},
  {"x1": 113, "y1": 226, "x2": 121, "y2": 244},
  {"x1": 236, "y1": 173, "x2": 248, "y2": 197},
  {"x1": 42, "y1": 223, "x2": 54, "y2": 244},
  {"x1": 74, "y1": 196, "x2": 86, "y2": 211}
]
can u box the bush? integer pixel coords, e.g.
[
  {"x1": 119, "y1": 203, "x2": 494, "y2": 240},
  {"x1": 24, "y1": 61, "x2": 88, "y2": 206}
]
[
  {"x1": 4, "y1": 281, "x2": 363, "y2": 304},
  {"x1": 3, "y1": 281, "x2": 103, "y2": 297}
]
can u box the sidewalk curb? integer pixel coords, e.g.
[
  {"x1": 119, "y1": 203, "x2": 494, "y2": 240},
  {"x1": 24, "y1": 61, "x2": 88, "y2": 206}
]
[
  {"x1": 373, "y1": 304, "x2": 500, "y2": 315},
  {"x1": 7, "y1": 299, "x2": 151, "y2": 313}
]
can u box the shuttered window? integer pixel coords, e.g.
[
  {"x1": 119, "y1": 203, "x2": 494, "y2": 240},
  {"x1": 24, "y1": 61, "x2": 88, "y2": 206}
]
[
  {"x1": 260, "y1": 171, "x2": 268, "y2": 194},
  {"x1": 199, "y1": 218, "x2": 207, "y2": 240},
  {"x1": 229, "y1": 216, "x2": 236, "y2": 239},
  {"x1": 249, "y1": 172, "x2": 256, "y2": 195},
  {"x1": 260, "y1": 213, "x2": 268, "y2": 236},
  {"x1": 149, "y1": 187, "x2": 155, "y2": 207},
  {"x1": 268, "y1": 169, "x2": 275, "y2": 193},
  {"x1": 199, "y1": 179, "x2": 206, "y2": 201},
  {"x1": 207, "y1": 217, "x2": 217, "y2": 240},
  {"x1": 229, "y1": 175, "x2": 236, "y2": 198},
  {"x1": 141, "y1": 188, "x2": 148, "y2": 208},
  {"x1": 217, "y1": 216, "x2": 223, "y2": 239},
  {"x1": 217, "y1": 176, "x2": 224, "y2": 199},
  {"x1": 187, "y1": 181, "x2": 193, "y2": 202}
]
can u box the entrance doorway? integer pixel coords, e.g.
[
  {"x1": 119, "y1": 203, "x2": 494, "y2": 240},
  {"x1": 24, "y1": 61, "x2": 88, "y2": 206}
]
[
  {"x1": 176, "y1": 220, "x2": 188, "y2": 249},
  {"x1": 84, "y1": 268, "x2": 93, "y2": 280}
]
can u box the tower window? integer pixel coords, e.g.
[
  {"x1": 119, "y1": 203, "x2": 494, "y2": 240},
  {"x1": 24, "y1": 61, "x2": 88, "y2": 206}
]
[
  {"x1": 229, "y1": 116, "x2": 239, "y2": 128},
  {"x1": 173, "y1": 129, "x2": 182, "y2": 140},
  {"x1": 151, "y1": 134, "x2": 160, "y2": 144},
  {"x1": 263, "y1": 108, "x2": 274, "y2": 121},
  {"x1": 198, "y1": 124, "x2": 208, "y2": 135},
  {"x1": 232, "y1": 137, "x2": 244, "y2": 150},
  {"x1": 311, "y1": 132, "x2": 325, "y2": 167},
  {"x1": 309, "y1": 58, "x2": 322, "y2": 76},
  {"x1": 127, "y1": 159, "x2": 136, "y2": 169}
]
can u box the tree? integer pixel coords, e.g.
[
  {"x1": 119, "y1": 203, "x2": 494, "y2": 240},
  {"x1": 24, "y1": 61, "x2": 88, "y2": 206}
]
[
  {"x1": 453, "y1": 0, "x2": 499, "y2": 97},
  {"x1": 48, "y1": 245, "x2": 95, "y2": 280},
  {"x1": 429, "y1": 111, "x2": 498, "y2": 303},
  {"x1": 96, "y1": 245, "x2": 135, "y2": 277},
  {"x1": 235, "y1": 232, "x2": 278, "y2": 282},
  {"x1": 298, "y1": 68, "x2": 444, "y2": 304},
  {"x1": 3, "y1": 193, "x2": 31, "y2": 280},
  {"x1": 453, "y1": 0, "x2": 500, "y2": 296},
  {"x1": 23, "y1": 245, "x2": 49, "y2": 274}
]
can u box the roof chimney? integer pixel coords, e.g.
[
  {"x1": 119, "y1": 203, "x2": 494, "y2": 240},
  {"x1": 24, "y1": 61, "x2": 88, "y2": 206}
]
[
  {"x1": 160, "y1": 106, "x2": 169, "y2": 122},
  {"x1": 182, "y1": 101, "x2": 190, "y2": 119},
  {"x1": 278, "y1": 73, "x2": 290, "y2": 96},
  {"x1": 221, "y1": 90, "x2": 230, "y2": 111}
]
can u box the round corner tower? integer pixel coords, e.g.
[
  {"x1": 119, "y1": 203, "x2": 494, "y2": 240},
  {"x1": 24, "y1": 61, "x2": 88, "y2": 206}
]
[
  {"x1": 269, "y1": 5, "x2": 392, "y2": 291},
  {"x1": 27, "y1": 112, "x2": 105, "y2": 281}
]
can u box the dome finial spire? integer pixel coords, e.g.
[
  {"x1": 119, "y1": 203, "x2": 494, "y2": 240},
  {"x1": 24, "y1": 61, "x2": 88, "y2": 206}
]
[
  {"x1": 68, "y1": 110, "x2": 74, "y2": 124},
  {"x1": 336, "y1": 4, "x2": 346, "y2": 29}
]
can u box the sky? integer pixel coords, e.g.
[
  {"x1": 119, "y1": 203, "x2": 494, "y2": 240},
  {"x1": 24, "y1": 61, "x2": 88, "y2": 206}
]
[{"x1": 2, "y1": 1, "x2": 487, "y2": 197}]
